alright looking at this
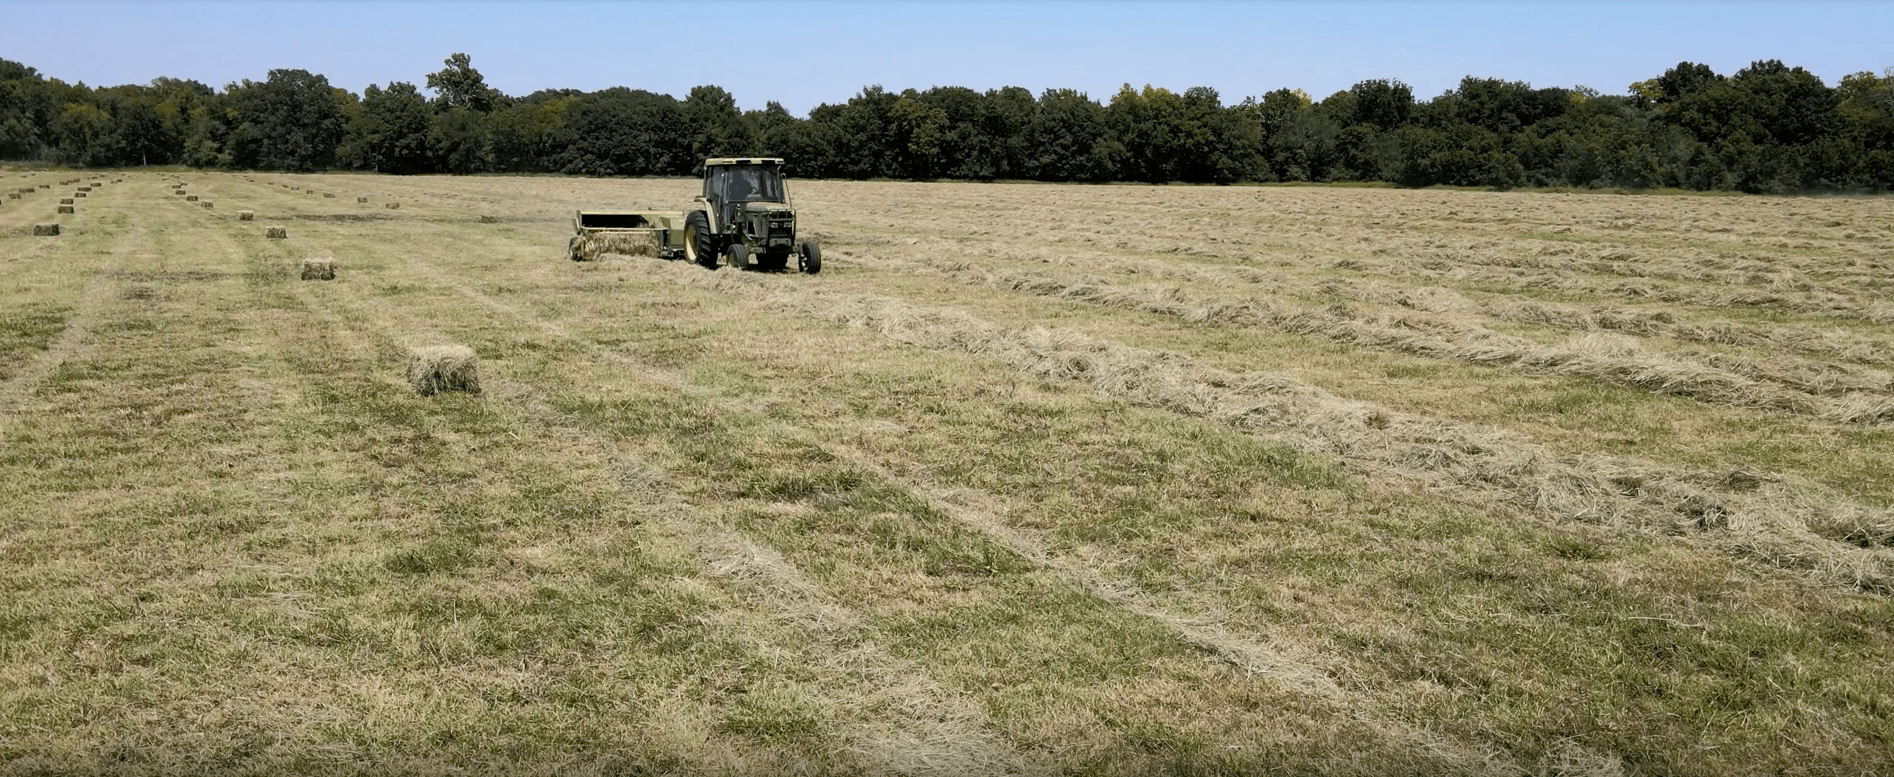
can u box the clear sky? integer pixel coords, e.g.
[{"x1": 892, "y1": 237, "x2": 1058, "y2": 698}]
[{"x1": 2, "y1": 1, "x2": 1889, "y2": 114}]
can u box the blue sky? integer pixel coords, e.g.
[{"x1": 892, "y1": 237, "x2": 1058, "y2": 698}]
[{"x1": 2, "y1": 1, "x2": 1889, "y2": 114}]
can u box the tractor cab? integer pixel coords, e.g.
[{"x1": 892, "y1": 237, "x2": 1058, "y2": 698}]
[{"x1": 703, "y1": 158, "x2": 788, "y2": 229}]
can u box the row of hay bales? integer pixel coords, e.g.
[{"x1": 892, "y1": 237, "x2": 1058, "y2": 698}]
[{"x1": 25, "y1": 177, "x2": 113, "y2": 234}]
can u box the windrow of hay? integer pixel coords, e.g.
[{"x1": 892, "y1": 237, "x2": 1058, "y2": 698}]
[
  {"x1": 568, "y1": 231, "x2": 661, "y2": 261},
  {"x1": 655, "y1": 262, "x2": 1894, "y2": 592},
  {"x1": 945, "y1": 237, "x2": 1894, "y2": 368},
  {"x1": 1335, "y1": 253, "x2": 1894, "y2": 326},
  {"x1": 889, "y1": 258, "x2": 1894, "y2": 426},
  {"x1": 300, "y1": 258, "x2": 335, "y2": 281},
  {"x1": 405, "y1": 345, "x2": 481, "y2": 395}
]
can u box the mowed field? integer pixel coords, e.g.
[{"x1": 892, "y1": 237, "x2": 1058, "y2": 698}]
[{"x1": 1, "y1": 170, "x2": 1892, "y2": 776}]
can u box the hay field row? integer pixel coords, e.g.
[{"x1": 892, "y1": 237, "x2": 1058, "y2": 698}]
[{"x1": 0, "y1": 171, "x2": 1890, "y2": 776}]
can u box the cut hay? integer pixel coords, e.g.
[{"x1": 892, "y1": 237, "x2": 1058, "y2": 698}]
[
  {"x1": 265, "y1": 227, "x2": 288, "y2": 239},
  {"x1": 299, "y1": 258, "x2": 335, "y2": 281},
  {"x1": 32, "y1": 223, "x2": 59, "y2": 237},
  {"x1": 57, "y1": 205, "x2": 73, "y2": 214},
  {"x1": 384, "y1": 202, "x2": 400, "y2": 209},
  {"x1": 238, "y1": 211, "x2": 255, "y2": 221},
  {"x1": 405, "y1": 345, "x2": 481, "y2": 396},
  {"x1": 478, "y1": 215, "x2": 499, "y2": 223},
  {"x1": 568, "y1": 231, "x2": 661, "y2": 261}
]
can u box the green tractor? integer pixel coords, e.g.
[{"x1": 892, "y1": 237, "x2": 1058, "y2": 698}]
[{"x1": 683, "y1": 158, "x2": 820, "y2": 273}]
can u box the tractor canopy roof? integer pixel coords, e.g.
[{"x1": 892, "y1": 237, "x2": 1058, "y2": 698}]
[{"x1": 703, "y1": 157, "x2": 784, "y2": 167}]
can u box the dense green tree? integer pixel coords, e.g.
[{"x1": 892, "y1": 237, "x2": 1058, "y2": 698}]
[
  {"x1": 225, "y1": 68, "x2": 346, "y2": 170},
  {"x1": 348, "y1": 82, "x2": 432, "y2": 173}
]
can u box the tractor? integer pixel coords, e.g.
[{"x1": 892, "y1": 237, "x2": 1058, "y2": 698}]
[
  {"x1": 568, "y1": 157, "x2": 819, "y2": 273},
  {"x1": 684, "y1": 158, "x2": 819, "y2": 273}
]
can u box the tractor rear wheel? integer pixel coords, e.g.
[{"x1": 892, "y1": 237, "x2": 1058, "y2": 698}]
[
  {"x1": 684, "y1": 210, "x2": 717, "y2": 268},
  {"x1": 798, "y1": 241, "x2": 822, "y2": 274}
]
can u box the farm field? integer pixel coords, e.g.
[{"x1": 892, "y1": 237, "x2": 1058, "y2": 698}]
[{"x1": 1, "y1": 170, "x2": 1892, "y2": 775}]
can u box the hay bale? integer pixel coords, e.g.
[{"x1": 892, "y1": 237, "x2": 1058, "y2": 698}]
[
  {"x1": 91, "y1": 181, "x2": 102, "y2": 187},
  {"x1": 59, "y1": 198, "x2": 72, "y2": 204},
  {"x1": 323, "y1": 193, "x2": 335, "y2": 198},
  {"x1": 74, "y1": 192, "x2": 86, "y2": 198},
  {"x1": 300, "y1": 257, "x2": 335, "y2": 281},
  {"x1": 238, "y1": 210, "x2": 255, "y2": 221},
  {"x1": 33, "y1": 223, "x2": 59, "y2": 236},
  {"x1": 570, "y1": 231, "x2": 661, "y2": 260},
  {"x1": 185, "y1": 195, "x2": 198, "y2": 201},
  {"x1": 37, "y1": 183, "x2": 49, "y2": 189},
  {"x1": 200, "y1": 201, "x2": 213, "y2": 209},
  {"x1": 265, "y1": 226, "x2": 288, "y2": 239},
  {"x1": 357, "y1": 197, "x2": 368, "y2": 203},
  {"x1": 6, "y1": 193, "x2": 17, "y2": 200},
  {"x1": 478, "y1": 215, "x2": 499, "y2": 223},
  {"x1": 384, "y1": 202, "x2": 400, "y2": 209},
  {"x1": 405, "y1": 345, "x2": 481, "y2": 395},
  {"x1": 76, "y1": 186, "x2": 89, "y2": 192},
  {"x1": 16, "y1": 187, "x2": 32, "y2": 193},
  {"x1": 57, "y1": 205, "x2": 74, "y2": 214}
]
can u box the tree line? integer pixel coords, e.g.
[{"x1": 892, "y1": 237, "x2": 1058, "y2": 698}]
[{"x1": 3, "y1": 54, "x2": 1892, "y2": 193}]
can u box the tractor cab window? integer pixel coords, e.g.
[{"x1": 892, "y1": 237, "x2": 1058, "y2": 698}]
[{"x1": 713, "y1": 166, "x2": 785, "y2": 204}]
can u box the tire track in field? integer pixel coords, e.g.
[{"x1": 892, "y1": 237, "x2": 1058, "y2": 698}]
[
  {"x1": 390, "y1": 250, "x2": 1528, "y2": 775},
  {"x1": 647, "y1": 262, "x2": 1894, "y2": 593},
  {"x1": 0, "y1": 208, "x2": 141, "y2": 452},
  {"x1": 262, "y1": 235, "x2": 1040, "y2": 777}
]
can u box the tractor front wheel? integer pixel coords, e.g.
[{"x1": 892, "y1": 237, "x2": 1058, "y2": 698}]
[
  {"x1": 726, "y1": 243, "x2": 750, "y2": 270},
  {"x1": 684, "y1": 210, "x2": 717, "y2": 268},
  {"x1": 798, "y1": 241, "x2": 822, "y2": 274}
]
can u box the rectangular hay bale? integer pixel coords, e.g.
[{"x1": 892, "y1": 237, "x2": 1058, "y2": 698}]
[
  {"x1": 185, "y1": 195, "x2": 198, "y2": 201},
  {"x1": 33, "y1": 223, "x2": 59, "y2": 236},
  {"x1": 238, "y1": 211, "x2": 255, "y2": 221},
  {"x1": 385, "y1": 202, "x2": 400, "y2": 209},
  {"x1": 57, "y1": 205, "x2": 73, "y2": 214},
  {"x1": 59, "y1": 198, "x2": 72, "y2": 204},
  {"x1": 357, "y1": 197, "x2": 368, "y2": 203},
  {"x1": 200, "y1": 201, "x2": 213, "y2": 209},
  {"x1": 405, "y1": 345, "x2": 481, "y2": 396},
  {"x1": 300, "y1": 258, "x2": 335, "y2": 281},
  {"x1": 265, "y1": 227, "x2": 288, "y2": 239}
]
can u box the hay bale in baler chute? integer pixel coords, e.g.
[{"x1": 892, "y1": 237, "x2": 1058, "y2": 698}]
[
  {"x1": 33, "y1": 223, "x2": 59, "y2": 236},
  {"x1": 238, "y1": 211, "x2": 255, "y2": 221},
  {"x1": 568, "y1": 230, "x2": 662, "y2": 261},
  {"x1": 405, "y1": 346, "x2": 481, "y2": 396},
  {"x1": 300, "y1": 258, "x2": 335, "y2": 281},
  {"x1": 265, "y1": 226, "x2": 288, "y2": 239}
]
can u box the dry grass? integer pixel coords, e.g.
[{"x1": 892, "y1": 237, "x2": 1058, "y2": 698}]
[{"x1": 1, "y1": 172, "x2": 1889, "y2": 775}]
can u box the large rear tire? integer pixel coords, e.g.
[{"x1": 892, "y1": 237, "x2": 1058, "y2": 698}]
[
  {"x1": 684, "y1": 210, "x2": 717, "y2": 268},
  {"x1": 798, "y1": 241, "x2": 822, "y2": 274}
]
